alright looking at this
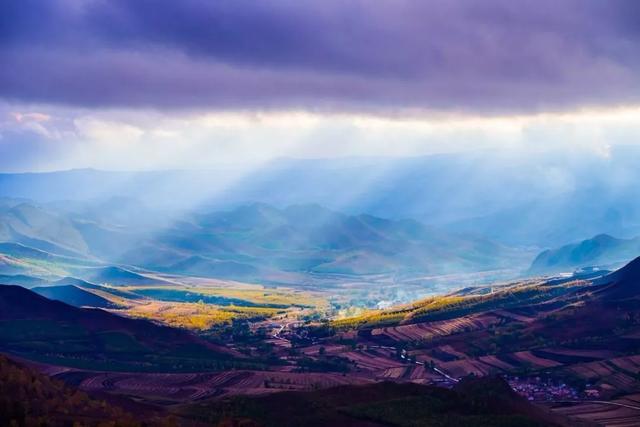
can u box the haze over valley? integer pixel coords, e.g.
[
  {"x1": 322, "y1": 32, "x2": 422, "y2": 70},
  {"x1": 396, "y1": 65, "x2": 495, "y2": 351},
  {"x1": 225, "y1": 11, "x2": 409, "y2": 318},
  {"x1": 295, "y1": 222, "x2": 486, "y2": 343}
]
[{"x1": 4, "y1": 1, "x2": 640, "y2": 426}]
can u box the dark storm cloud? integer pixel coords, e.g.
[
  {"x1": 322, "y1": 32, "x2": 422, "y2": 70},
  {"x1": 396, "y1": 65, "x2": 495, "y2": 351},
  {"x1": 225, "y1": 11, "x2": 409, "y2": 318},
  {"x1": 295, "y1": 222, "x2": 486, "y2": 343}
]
[{"x1": 1, "y1": 0, "x2": 640, "y2": 112}]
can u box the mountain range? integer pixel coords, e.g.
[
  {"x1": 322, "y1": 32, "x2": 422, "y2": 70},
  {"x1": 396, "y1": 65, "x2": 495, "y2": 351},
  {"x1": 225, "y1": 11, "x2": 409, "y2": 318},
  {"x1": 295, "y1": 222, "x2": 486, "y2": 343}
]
[
  {"x1": 0, "y1": 198, "x2": 529, "y2": 283},
  {"x1": 529, "y1": 233, "x2": 640, "y2": 274},
  {"x1": 3, "y1": 148, "x2": 640, "y2": 248}
]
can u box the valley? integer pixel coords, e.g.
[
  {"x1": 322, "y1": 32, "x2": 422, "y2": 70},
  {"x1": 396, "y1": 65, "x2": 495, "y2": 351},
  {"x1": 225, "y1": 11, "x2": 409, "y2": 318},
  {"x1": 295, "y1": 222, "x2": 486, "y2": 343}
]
[
  {"x1": 4, "y1": 3, "x2": 640, "y2": 425},
  {"x1": 4, "y1": 254, "x2": 640, "y2": 426},
  {"x1": 2, "y1": 195, "x2": 640, "y2": 426}
]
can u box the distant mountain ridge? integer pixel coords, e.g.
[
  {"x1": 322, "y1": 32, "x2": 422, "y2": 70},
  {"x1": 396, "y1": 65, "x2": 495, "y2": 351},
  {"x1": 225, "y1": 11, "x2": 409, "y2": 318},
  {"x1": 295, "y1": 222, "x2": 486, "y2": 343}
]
[
  {"x1": 3, "y1": 148, "x2": 640, "y2": 248},
  {"x1": 0, "y1": 198, "x2": 528, "y2": 282},
  {"x1": 143, "y1": 202, "x2": 525, "y2": 278},
  {"x1": 529, "y1": 233, "x2": 640, "y2": 274},
  {"x1": 32, "y1": 284, "x2": 116, "y2": 309},
  {"x1": 76, "y1": 266, "x2": 169, "y2": 286}
]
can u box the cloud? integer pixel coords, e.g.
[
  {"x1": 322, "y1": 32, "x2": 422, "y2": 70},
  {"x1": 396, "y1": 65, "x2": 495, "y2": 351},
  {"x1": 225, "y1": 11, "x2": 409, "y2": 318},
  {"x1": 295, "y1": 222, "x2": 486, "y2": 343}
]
[
  {"x1": 3, "y1": 1, "x2": 640, "y2": 172},
  {"x1": 2, "y1": 103, "x2": 640, "y2": 172},
  {"x1": 11, "y1": 112, "x2": 50, "y2": 123},
  {"x1": 1, "y1": 0, "x2": 640, "y2": 113}
]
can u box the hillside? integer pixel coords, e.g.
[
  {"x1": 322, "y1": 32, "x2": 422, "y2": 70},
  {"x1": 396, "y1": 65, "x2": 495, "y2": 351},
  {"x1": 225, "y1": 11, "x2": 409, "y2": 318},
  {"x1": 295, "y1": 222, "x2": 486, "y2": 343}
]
[
  {"x1": 338, "y1": 256, "x2": 640, "y2": 331},
  {"x1": 2, "y1": 150, "x2": 640, "y2": 249},
  {"x1": 53, "y1": 276, "x2": 146, "y2": 300},
  {"x1": 0, "y1": 354, "x2": 143, "y2": 427},
  {"x1": 184, "y1": 376, "x2": 568, "y2": 427},
  {"x1": 0, "y1": 285, "x2": 251, "y2": 371},
  {"x1": 0, "y1": 240, "x2": 99, "y2": 278},
  {"x1": 592, "y1": 255, "x2": 640, "y2": 300},
  {"x1": 287, "y1": 257, "x2": 639, "y2": 425},
  {"x1": 0, "y1": 198, "x2": 529, "y2": 282},
  {"x1": 136, "y1": 203, "x2": 524, "y2": 278},
  {"x1": 0, "y1": 202, "x2": 91, "y2": 257},
  {"x1": 529, "y1": 234, "x2": 640, "y2": 274},
  {"x1": 0, "y1": 355, "x2": 570, "y2": 427},
  {"x1": 76, "y1": 266, "x2": 170, "y2": 286},
  {"x1": 168, "y1": 255, "x2": 261, "y2": 279},
  {"x1": 333, "y1": 273, "x2": 597, "y2": 330},
  {"x1": 32, "y1": 284, "x2": 116, "y2": 309},
  {"x1": 0, "y1": 273, "x2": 46, "y2": 287}
]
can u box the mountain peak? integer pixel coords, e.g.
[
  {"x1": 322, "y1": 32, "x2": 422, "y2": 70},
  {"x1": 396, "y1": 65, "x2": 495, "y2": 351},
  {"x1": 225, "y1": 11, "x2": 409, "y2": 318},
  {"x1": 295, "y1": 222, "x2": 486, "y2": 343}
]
[
  {"x1": 592, "y1": 233, "x2": 616, "y2": 242},
  {"x1": 529, "y1": 233, "x2": 640, "y2": 274}
]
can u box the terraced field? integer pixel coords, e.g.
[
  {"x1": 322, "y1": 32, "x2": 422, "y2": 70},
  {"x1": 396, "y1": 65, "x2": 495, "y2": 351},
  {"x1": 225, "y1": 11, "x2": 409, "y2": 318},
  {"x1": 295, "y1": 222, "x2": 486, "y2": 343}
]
[
  {"x1": 564, "y1": 355, "x2": 640, "y2": 393},
  {"x1": 439, "y1": 358, "x2": 499, "y2": 377},
  {"x1": 341, "y1": 349, "x2": 405, "y2": 372},
  {"x1": 378, "y1": 365, "x2": 441, "y2": 382},
  {"x1": 371, "y1": 313, "x2": 500, "y2": 342},
  {"x1": 551, "y1": 395, "x2": 640, "y2": 427},
  {"x1": 59, "y1": 369, "x2": 373, "y2": 403}
]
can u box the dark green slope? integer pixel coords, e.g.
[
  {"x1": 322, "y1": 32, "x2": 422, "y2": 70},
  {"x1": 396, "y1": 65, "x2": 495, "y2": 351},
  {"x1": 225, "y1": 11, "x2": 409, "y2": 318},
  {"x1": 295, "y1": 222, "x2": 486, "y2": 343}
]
[
  {"x1": 0, "y1": 285, "x2": 252, "y2": 372},
  {"x1": 184, "y1": 376, "x2": 571, "y2": 427}
]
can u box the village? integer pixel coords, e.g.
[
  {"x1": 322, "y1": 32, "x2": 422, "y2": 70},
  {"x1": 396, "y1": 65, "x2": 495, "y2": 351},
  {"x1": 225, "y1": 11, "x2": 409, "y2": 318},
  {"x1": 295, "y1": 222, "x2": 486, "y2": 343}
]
[{"x1": 507, "y1": 376, "x2": 600, "y2": 402}]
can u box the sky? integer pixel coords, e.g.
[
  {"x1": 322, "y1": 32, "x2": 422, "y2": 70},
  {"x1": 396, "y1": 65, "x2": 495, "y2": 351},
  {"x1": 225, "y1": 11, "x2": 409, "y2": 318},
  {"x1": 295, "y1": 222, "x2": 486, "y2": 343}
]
[{"x1": 2, "y1": 0, "x2": 640, "y2": 172}]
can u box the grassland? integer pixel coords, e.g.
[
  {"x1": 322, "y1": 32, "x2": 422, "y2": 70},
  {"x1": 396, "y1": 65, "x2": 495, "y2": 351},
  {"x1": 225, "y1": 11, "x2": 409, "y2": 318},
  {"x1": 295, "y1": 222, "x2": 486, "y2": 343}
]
[
  {"x1": 98, "y1": 282, "x2": 329, "y2": 331},
  {"x1": 120, "y1": 284, "x2": 328, "y2": 309},
  {"x1": 115, "y1": 300, "x2": 285, "y2": 330}
]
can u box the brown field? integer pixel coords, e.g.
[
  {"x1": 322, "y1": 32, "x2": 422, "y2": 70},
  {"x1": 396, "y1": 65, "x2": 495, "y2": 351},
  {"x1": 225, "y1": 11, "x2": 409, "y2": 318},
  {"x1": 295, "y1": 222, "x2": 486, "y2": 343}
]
[
  {"x1": 64, "y1": 369, "x2": 373, "y2": 403},
  {"x1": 377, "y1": 365, "x2": 441, "y2": 382},
  {"x1": 371, "y1": 314, "x2": 499, "y2": 342},
  {"x1": 550, "y1": 397, "x2": 640, "y2": 427},
  {"x1": 301, "y1": 344, "x2": 351, "y2": 356},
  {"x1": 620, "y1": 394, "x2": 640, "y2": 406},
  {"x1": 379, "y1": 366, "x2": 408, "y2": 379},
  {"x1": 511, "y1": 351, "x2": 563, "y2": 369},
  {"x1": 439, "y1": 359, "x2": 498, "y2": 377},
  {"x1": 409, "y1": 347, "x2": 463, "y2": 363},
  {"x1": 405, "y1": 365, "x2": 442, "y2": 382},
  {"x1": 265, "y1": 337, "x2": 292, "y2": 348},
  {"x1": 409, "y1": 349, "x2": 440, "y2": 363},
  {"x1": 492, "y1": 309, "x2": 536, "y2": 323},
  {"x1": 478, "y1": 355, "x2": 516, "y2": 371},
  {"x1": 437, "y1": 344, "x2": 470, "y2": 359},
  {"x1": 543, "y1": 347, "x2": 621, "y2": 360},
  {"x1": 565, "y1": 356, "x2": 640, "y2": 393},
  {"x1": 609, "y1": 355, "x2": 640, "y2": 373},
  {"x1": 341, "y1": 349, "x2": 406, "y2": 372},
  {"x1": 573, "y1": 362, "x2": 617, "y2": 378}
]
